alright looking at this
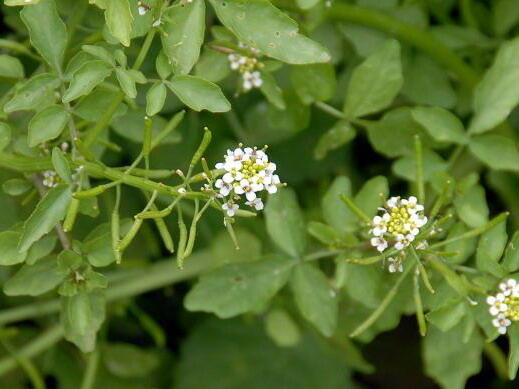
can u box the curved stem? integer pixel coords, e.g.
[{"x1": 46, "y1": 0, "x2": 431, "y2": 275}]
[
  {"x1": 0, "y1": 325, "x2": 63, "y2": 377},
  {"x1": 327, "y1": 3, "x2": 480, "y2": 89},
  {"x1": 80, "y1": 349, "x2": 100, "y2": 389}
]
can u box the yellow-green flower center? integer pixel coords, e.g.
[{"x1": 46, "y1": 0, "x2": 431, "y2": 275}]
[
  {"x1": 505, "y1": 296, "x2": 519, "y2": 321},
  {"x1": 387, "y1": 207, "x2": 412, "y2": 235},
  {"x1": 240, "y1": 159, "x2": 266, "y2": 180}
]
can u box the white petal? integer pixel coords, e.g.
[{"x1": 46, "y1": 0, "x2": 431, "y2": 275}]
[{"x1": 245, "y1": 191, "x2": 256, "y2": 201}]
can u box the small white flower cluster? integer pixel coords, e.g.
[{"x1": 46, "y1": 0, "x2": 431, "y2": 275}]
[
  {"x1": 42, "y1": 170, "x2": 59, "y2": 188},
  {"x1": 214, "y1": 146, "x2": 280, "y2": 217},
  {"x1": 228, "y1": 43, "x2": 263, "y2": 91},
  {"x1": 137, "y1": 1, "x2": 150, "y2": 15},
  {"x1": 487, "y1": 279, "x2": 519, "y2": 335},
  {"x1": 370, "y1": 196, "x2": 428, "y2": 253}
]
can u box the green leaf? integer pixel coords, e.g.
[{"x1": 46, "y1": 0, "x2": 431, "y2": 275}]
[
  {"x1": 423, "y1": 322, "x2": 483, "y2": 389},
  {"x1": 5, "y1": 0, "x2": 41, "y2": 5},
  {"x1": 2, "y1": 178, "x2": 31, "y2": 196},
  {"x1": 0, "y1": 54, "x2": 24, "y2": 79},
  {"x1": 314, "y1": 120, "x2": 356, "y2": 160},
  {"x1": 508, "y1": 324, "x2": 519, "y2": 380},
  {"x1": 161, "y1": 0, "x2": 205, "y2": 75},
  {"x1": 265, "y1": 188, "x2": 307, "y2": 257},
  {"x1": 28, "y1": 105, "x2": 70, "y2": 147},
  {"x1": 18, "y1": 185, "x2": 72, "y2": 252},
  {"x1": 493, "y1": 0, "x2": 519, "y2": 36},
  {"x1": 20, "y1": 0, "x2": 67, "y2": 72},
  {"x1": 105, "y1": 0, "x2": 133, "y2": 47},
  {"x1": 503, "y1": 231, "x2": 519, "y2": 272},
  {"x1": 411, "y1": 107, "x2": 468, "y2": 145},
  {"x1": 209, "y1": 0, "x2": 330, "y2": 64},
  {"x1": 176, "y1": 318, "x2": 353, "y2": 389},
  {"x1": 61, "y1": 291, "x2": 105, "y2": 352},
  {"x1": 62, "y1": 60, "x2": 113, "y2": 103},
  {"x1": 146, "y1": 82, "x2": 167, "y2": 116},
  {"x1": 155, "y1": 50, "x2": 172, "y2": 79},
  {"x1": 115, "y1": 68, "x2": 137, "y2": 98},
  {"x1": 210, "y1": 229, "x2": 262, "y2": 265},
  {"x1": 184, "y1": 255, "x2": 294, "y2": 318},
  {"x1": 476, "y1": 219, "x2": 507, "y2": 276},
  {"x1": 52, "y1": 147, "x2": 72, "y2": 184},
  {"x1": 259, "y1": 72, "x2": 285, "y2": 110},
  {"x1": 426, "y1": 300, "x2": 465, "y2": 332},
  {"x1": 469, "y1": 134, "x2": 519, "y2": 171},
  {"x1": 266, "y1": 89, "x2": 309, "y2": 135},
  {"x1": 454, "y1": 185, "x2": 489, "y2": 228},
  {"x1": 4, "y1": 256, "x2": 65, "y2": 296},
  {"x1": 445, "y1": 223, "x2": 477, "y2": 265},
  {"x1": 402, "y1": 53, "x2": 457, "y2": 109},
  {"x1": 470, "y1": 37, "x2": 519, "y2": 134},
  {"x1": 0, "y1": 122, "x2": 11, "y2": 151},
  {"x1": 265, "y1": 309, "x2": 301, "y2": 347},
  {"x1": 366, "y1": 107, "x2": 434, "y2": 158},
  {"x1": 290, "y1": 263, "x2": 338, "y2": 337},
  {"x1": 291, "y1": 63, "x2": 336, "y2": 104},
  {"x1": 103, "y1": 343, "x2": 160, "y2": 378},
  {"x1": 81, "y1": 44, "x2": 115, "y2": 66},
  {"x1": 4, "y1": 73, "x2": 60, "y2": 112},
  {"x1": 307, "y1": 221, "x2": 341, "y2": 246},
  {"x1": 166, "y1": 76, "x2": 231, "y2": 112},
  {"x1": 343, "y1": 39, "x2": 403, "y2": 119},
  {"x1": 0, "y1": 231, "x2": 27, "y2": 265},
  {"x1": 26, "y1": 234, "x2": 57, "y2": 265},
  {"x1": 392, "y1": 150, "x2": 448, "y2": 182},
  {"x1": 322, "y1": 176, "x2": 357, "y2": 234},
  {"x1": 354, "y1": 176, "x2": 389, "y2": 218}
]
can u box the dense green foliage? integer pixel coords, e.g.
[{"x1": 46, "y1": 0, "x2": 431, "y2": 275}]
[{"x1": 0, "y1": 0, "x2": 519, "y2": 388}]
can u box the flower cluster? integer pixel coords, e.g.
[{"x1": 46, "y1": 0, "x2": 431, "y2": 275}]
[
  {"x1": 42, "y1": 170, "x2": 59, "y2": 188},
  {"x1": 370, "y1": 196, "x2": 428, "y2": 253},
  {"x1": 214, "y1": 146, "x2": 280, "y2": 216},
  {"x1": 487, "y1": 279, "x2": 519, "y2": 334},
  {"x1": 228, "y1": 44, "x2": 264, "y2": 91}
]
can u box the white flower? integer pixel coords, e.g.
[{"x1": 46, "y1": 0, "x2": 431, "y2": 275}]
[
  {"x1": 499, "y1": 278, "x2": 519, "y2": 297},
  {"x1": 387, "y1": 257, "x2": 403, "y2": 273},
  {"x1": 213, "y1": 145, "x2": 281, "y2": 216},
  {"x1": 386, "y1": 196, "x2": 400, "y2": 208},
  {"x1": 215, "y1": 179, "x2": 232, "y2": 197},
  {"x1": 371, "y1": 237, "x2": 388, "y2": 252},
  {"x1": 177, "y1": 187, "x2": 186, "y2": 195},
  {"x1": 246, "y1": 198, "x2": 264, "y2": 211},
  {"x1": 42, "y1": 170, "x2": 59, "y2": 188},
  {"x1": 394, "y1": 233, "x2": 415, "y2": 251},
  {"x1": 264, "y1": 174, "x2": 280, "y2": 194},
  {"x1": 222, "y1": 202, "x2": 239, "y2": 217},
  {"x1": 492, "y1": 313, "x2": 512, "y2": 335},
  {"x1": 487, "y1": 294, "x2": 508, "y2": 316}
]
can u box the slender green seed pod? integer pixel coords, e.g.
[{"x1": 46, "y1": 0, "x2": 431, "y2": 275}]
[
  {"x1": 176, "y1": 207, "x2": 187, "y2": 269},
  {"x1": 74, "y1": 182, "x2": 116, "y2": 199},
  {"x1": 118, "y1": 218, "x2": 143, "y2": 252},
  {"x1": 187, "y1": 127, "x2": 212, "y2": 178},
  {"x1": 74, "y1": 138, "x2": 96, "y2": 162},
  {"x1": 150, "y1": 204, "x2": 174, "y2": 253},
  {"x1": 143, "y1": 116, "x2": 153, "y2": 157},
  {"x1": 63, "y1": 198, "x2": 80, "y2": 232}
]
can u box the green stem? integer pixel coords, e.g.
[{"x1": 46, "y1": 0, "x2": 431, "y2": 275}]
[
  {"x1": 414, "y1": 135, "x2": 425, "y2": 204},
  {"x1": 413, "y1": 267, "x2": 427, "y2": 336},
  {"x1": 0, "y1": 254, "x2": 215, "y2": 326},
  {"x1": 340, "y1": 194, "x2": 371, "y2": 223},
  {"x1": 483, "y1": 342, "x2": 509, "y2": 381},
  {"x1": 80, "y1": 349, "x2": 100, "y2": 389},
  {"x1": 0, "y1": 334, "x2": 46, "y2": 389},
  {"x1": 0, "y1": 325, "x2": 63, "y2": 377},
  {"x1": 314, "y1": 101, "x2": 346, "y2": 120},
  {"x1": 83, "y1": 29, "x2": 156, "y2": 147},
  {"x1": 350, "y1": 264, "x2": 412, "y2": 337},
  {"x1": 327, "y1": 3, "x2": 480, "y2": 89},
  {"x1": 429, "y1": 212, "x2": 509, "y2": 250}
]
